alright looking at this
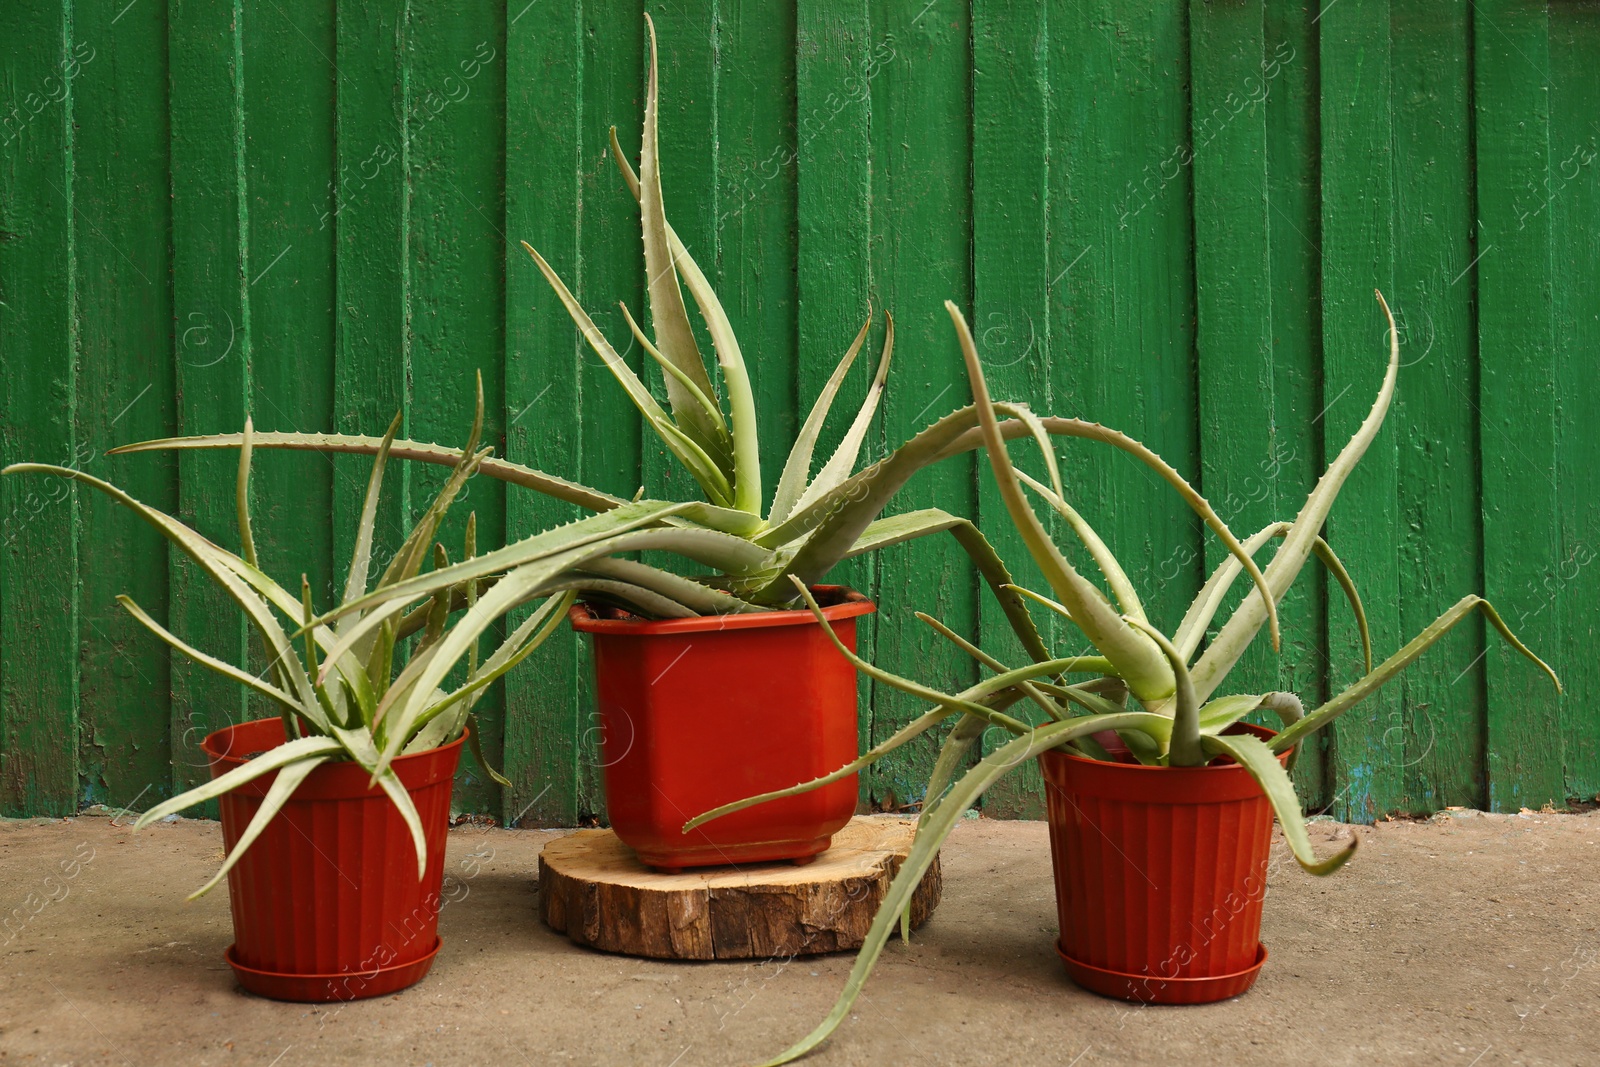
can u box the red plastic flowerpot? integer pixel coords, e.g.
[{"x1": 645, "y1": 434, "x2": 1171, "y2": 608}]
[
  {"x1": 1040, "y1": 722, "x2": 1288, "y2": 1005},
  {"x1": 569, "y1": 585, "x2": 874, "y2": 871},
  {"x1": 201, "y1": 718, "x2": 463, "y2": 1002}
]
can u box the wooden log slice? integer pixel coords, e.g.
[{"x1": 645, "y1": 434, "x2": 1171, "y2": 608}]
[{"x1": 538, "y1": 816, "x2": 942, "y2": 960}]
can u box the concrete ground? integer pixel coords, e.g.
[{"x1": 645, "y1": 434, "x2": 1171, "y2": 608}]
[{"x1": 1, "y1": 810, "x2": 1597, "y2": 1067}]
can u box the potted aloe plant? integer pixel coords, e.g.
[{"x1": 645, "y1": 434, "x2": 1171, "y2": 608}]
[
  {"x1": 4, "y1": 384, "x2": 573, "y2": 1001},
  {"x1": 688, "y1": 295, "x2": 1561, "y2": 1063},
  {"x1": 107, "y1": 19, "x2": 1279, "y2": 872}
]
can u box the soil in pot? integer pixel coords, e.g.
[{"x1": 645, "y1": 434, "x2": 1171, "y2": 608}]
[
  {"x1": 202, "y1": 718, "x2": 463, "y2": 1002},
  {"x1": 569, "y1": 585, "x2": 874, "y2": 871}
]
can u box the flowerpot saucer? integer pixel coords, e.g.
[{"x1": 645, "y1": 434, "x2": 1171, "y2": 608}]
[
  {"x1": 1055, "y1": 940, "x2": 1267, "y2": 1005},
  {"x1": 225, "y1": 938, "x2": 441, "y2": 1002}
]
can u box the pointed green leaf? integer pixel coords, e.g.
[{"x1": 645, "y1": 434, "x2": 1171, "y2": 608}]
[{"x1": 771, "y1": 313, "x2": 874, "y2": 524}]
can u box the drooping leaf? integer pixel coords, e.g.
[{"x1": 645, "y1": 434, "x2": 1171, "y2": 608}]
[
  {"x1": 758, "y1": 711, "x2": 1168, "y2": 1066},
  {"x1": 187, "y1": 755, "x2": 329, "y2": 899},
  {"x1": 1273, "y1": 595, "x2": 1561, "y2": 754},
  {"x1": 109, "y1": 429, "x2": 623, "y2": 513},
  {"x1": 1202, "y1": 731, "x2": 1357, "y2": 875},
  {"x1": 132, "y1": 736, "x2": 344, "y2": 828}
]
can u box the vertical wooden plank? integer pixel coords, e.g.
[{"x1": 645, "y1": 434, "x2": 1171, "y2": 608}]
[
  {"x1": 1389, "y1": 0, "x2": 1483, "y2": 812},
  {"x1": 864, "y1": 0, "x2": 976, "y2": 809},
  {"x1": 1548, "y1": 4, "x2": 1600, "y2": 800},
  {"x1": 796, "y1": 0, "x2": 879, "y2": 811},
  {"x1": 1050, "y1": 2, "x2": 1200, "y2": 684},
  {"x1": 718, "y1": 2, "x2": 799, "y2": 506},
  {"x1": 1474, "y1": 0, "x2": 1563, "y2": 810},
  {"x1": 577, "y1": 4, "x2": 646, "y2": 818},
  {"x1": 1319, "y1": 0, "x2": 1401, "y2": 822},
  {"x1": 72, "y1": 0, "x2": 178, "y2": 809},
  {"x1": 0, "y1": 1, "x2": 80, "y2": 816},
  {"x1": 1189, "y1": 1, "x2": 1279, "y2": 732},
  {"x1": 333, "y1": 0, "x2": 410, "y2": 605},
  {"x1": 242, "y1": 0, "x2": 336, "y2": 722},
  {"x1": 972, "y1": 0, "x2": 1054, "y2": 818},
  {"x1": 168, "y1": 0, "x2": 253, "y2": 802},
  {"x1": 504, "y1": 0, "x2": 587, "y2": 825},
  {"x1": 1192, "y1": 1, "x2": 1327, "y2": 806},
  {"x1": 1262, "y1": 0, "x2": 1329, "y2": 807},
  {"x1": 406, "y1": 5, "x2": 509, "y2": 816}
]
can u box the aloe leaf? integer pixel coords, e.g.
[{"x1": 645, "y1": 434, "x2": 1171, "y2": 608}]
[
  {"x1": 110, "y1": 430, "x2": 624, "y2": 514},
  {"x1": 635, "y1": 14, "x2": 729, "y2": 463},
  {"x1": 1005, "y1": 583, "x2": 1079, "y2": 628},
  {"x1": 114, "y1": 595, "x2": 300, "y2": 715},
  {"x1": 1273, "y1": 594, "x2": 1561, "y2": 754},
  {"x1": 554, "y1": 577, "x2": 699, "y2": 620},
  {"x1": 1191, "y1": 292, "x2": 1401, "y2": 702},
  {"x1": 618, "y1": 300, "x2": 731, "y2": 452},
  {"x1": 616, "y1": 48, "x2": 762, "y2": 515},
  {"x1": 787, "y1": 580, "x2": 1032, "y2": 736},
  {"x1": 1015, "y1": 469, "x2": 1144, "y2": 623},
  {"x1": 759, "y1": 711, "x2": 1167, "y2": 1066},
  {"x1": 769, "y1": 507, "x2": 1054, "y2": 667},
  {"x1": 790, "y1": 315, "x2": 895, "y2": 517},
  {"x1": 423, "y1": 591, "x2": 576, "y2": 727},
  {"x1": 913, "y1": 611, "x2": 1062, "y2": 722},
  {"x1": 651, "y1": 415, "x2": 736, "y2": 506},
  {"x1": 521, "y1": 241, "x2": 688, "y2": 435},
  {"x1": 1197, "y1": 693, "x2": 1265, "y2": 732},
  {"x1": 370, "y1": 564, "x2": 574, "y2": 774},
  {"x1": 465, "y1": 713, "x2": 512, "y2": 788},
  {"x1": 1124, "y1": 617, "x2": 1203, "y2": 766},
  {"x1": 1257, "y1": 691, "x2": 1305, "y2": 728},
  {"x1": 771, "y1": 313, "x2": 874, "y2": 524},
  {"x1": 1173, "y1": 521, "x2": 1371, "y2": 673},
  {"x1": 1201, "y1": 731, "x2": 1357, "y2": 875},
  {"x1": 341, "y1": 411, "x2": 403, "y2": 615},
  {"x1": 319, "y1": 518, "x2": 777, "y2": 675},
  {"x1": 306, "y1": 501, "x2": 706, "y2": 655},
  {"x1": 577, "y1": 557, "x2": 764, "y2": 615},
  {"x1": 133, "y1": 736, "x2": 343, "y2": 827},
  {"x1": 187, "y1": 754, "x2": 329, "y2": 899},
  {"x1": 918, "y1": 713, "x2": 990, "y2": 824},
  {"x1": 376, "y1": 373, "x2": 487, "y2": 589},
  {"x1": 374, "y1": 765, "x2": 429, "y2": 880},
  {"x1": 770, "y1": 404, "x2": 1275, "y2": 643},
  {"x1": 236, "y1": 417, "x2": 258, "y2": 567}
]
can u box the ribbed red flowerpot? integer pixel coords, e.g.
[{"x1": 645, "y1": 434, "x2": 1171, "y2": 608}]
[
  {"x1": 201, "y1": 718, "x2": 462, "y2": 1002},
  {"x1": 569, "y1": 585, "x2": 874, "y2": 871},
  {"x1": 1040, "y1": 722, "x2": 1287, "y2": 1005}
]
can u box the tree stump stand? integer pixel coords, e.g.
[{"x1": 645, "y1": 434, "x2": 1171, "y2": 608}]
[{"x1": 538, "y1": 816, "x2": 941, "y2": 960}]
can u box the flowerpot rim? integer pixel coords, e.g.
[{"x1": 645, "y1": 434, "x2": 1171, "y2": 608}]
[
  {"x1": 1045, "y1": 721, "x2": 1289, "y2": 773},
  {"x1": 568, "y1": 583, "x2": 875, "y2": 635},
  {"x1": 199, "y1": 717, "x2": 467, "y2": 798},
  {"x1": 201, "y1": 717, "x2": 468, "y2": 768},
  {"x1": 1040, "y1": 722, "x2": 1290, "y2": 803}
]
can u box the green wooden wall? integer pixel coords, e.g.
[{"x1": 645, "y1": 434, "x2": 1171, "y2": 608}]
[{"x1": 2, "y1": 1, "x2": 1595, "y2": 826}]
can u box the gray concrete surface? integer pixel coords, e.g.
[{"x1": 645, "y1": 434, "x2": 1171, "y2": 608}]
[{"x1": 2, "y1": 810, "x2": 1597, "y2": 1067}]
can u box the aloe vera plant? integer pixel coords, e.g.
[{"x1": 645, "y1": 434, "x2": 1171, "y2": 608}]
[
  {"x1": 687, "y1": 294, "x2": 1562, "y2": 1065},
  {"x1": 2, "y1": 383, "x2": 574, "y2": 897},
  {"x1": 106, "y1": 17, "x2": 1280, "y2": 670}
]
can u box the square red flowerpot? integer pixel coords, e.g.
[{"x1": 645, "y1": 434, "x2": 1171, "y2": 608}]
[{"x1": 569, "y1": 586, "x2": 873, "y2": 871}]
